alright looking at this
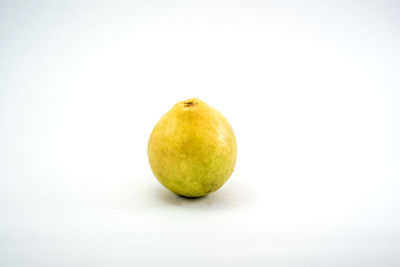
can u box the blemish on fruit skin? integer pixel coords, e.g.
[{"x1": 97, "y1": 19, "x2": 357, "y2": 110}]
[{"x1": 184, "y1": 101, "x2": 195, "y2": 107}]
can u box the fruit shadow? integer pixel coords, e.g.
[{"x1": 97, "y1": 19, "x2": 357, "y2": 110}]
[{"x1": 152, "y1": 184, "x2": 241, "y2": 210}]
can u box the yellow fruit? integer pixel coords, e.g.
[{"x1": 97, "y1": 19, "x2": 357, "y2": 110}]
[{"x1": 147, "y1": 98, "x2": 237, "y2": 197}]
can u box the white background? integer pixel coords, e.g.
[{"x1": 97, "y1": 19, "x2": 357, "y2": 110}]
[{"x1": 1, "y1": 0, "x2": 399, "y2": 266}]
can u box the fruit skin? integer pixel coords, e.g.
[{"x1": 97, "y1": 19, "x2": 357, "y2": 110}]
[{"x1": 148, "y1": 98, "x2": 237, "y2": 197}]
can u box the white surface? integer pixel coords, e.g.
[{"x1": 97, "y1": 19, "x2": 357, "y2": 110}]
[{"x1": 1, "y1": 0, "x2": 400, "y2": 266}]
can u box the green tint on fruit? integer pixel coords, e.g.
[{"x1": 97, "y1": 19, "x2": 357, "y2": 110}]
[{"x1": 147, "y1": 98, "x2": 237, "y2": 197}]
